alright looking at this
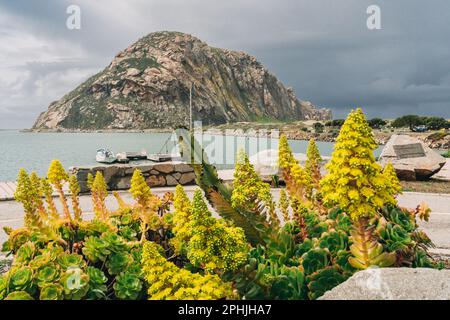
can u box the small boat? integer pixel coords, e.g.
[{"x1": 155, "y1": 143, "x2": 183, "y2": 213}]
[
  {"x1": 96, "y1": 148, "x2": 117, "y2": 164},
  {"x1": 148, "y1": 153, "x2": 179, "y2": 162},
  {"x1": 124, "y1": 150, "x2": 148, "y2": 161},
  {"x1": 116, "y1": 152, "x2": 130, "y2": 164}
]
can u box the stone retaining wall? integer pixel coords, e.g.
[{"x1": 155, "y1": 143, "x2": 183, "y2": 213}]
[{"x1": 70, "y1": 161, "x2": 195, "y2": 193}]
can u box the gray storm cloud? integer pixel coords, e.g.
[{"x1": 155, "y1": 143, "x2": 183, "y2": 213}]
[{"x1": 0, "y1": 0, "x2": 449, "y2": 128}]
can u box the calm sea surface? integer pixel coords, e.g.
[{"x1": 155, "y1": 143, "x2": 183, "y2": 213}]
[{"x1": 0, "y1": 130, "x2": 382, "y2": 181}]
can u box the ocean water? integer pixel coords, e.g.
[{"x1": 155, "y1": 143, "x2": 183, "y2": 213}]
[{"x1": 0, "y1": 130, "x2": 381, "y2": 181}]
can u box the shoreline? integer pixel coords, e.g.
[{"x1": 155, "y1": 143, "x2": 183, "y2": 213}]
[
  {"x1": 18, "y1": 126, "x2": 383, "y2": 142},
  {"x1": 21, "y1": 127, "x2": 449, "y2": 149}
]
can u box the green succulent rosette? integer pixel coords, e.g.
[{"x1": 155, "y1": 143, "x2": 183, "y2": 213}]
[
  {"x1": 29, "y1": 254, "x2": 51, "y2": 270},
  {"x1": 39, "y1": 283, "x2": 64, "y2": 300},
  {"x1": 57, "y1": 253, "x2": 86, "y2": 270},
  {"x1": 300, "y1": 248, "x2": 330, "y2": 275},
  {"x1": 113, "y1": 272, "x2": 143, "y2": 300},
  {"x1": 106, "y1": 252, "x2": 132, "y2": 275},
  {"x1": 120, "y1": 213, "x2": 134, "y2": 225},
  {"x1": 306, "y1": 267, "x2": 348, "y2": 300},
  {"x1": 82, "y1": 236, "x2": 111, "y2": 262},
  {"x1": 119, "y1": 226, "x2": 137, "y2": 240},
  {"x1": 102, "y1": 232, "x2": 128, "y2": 253},
  {"x1": 5, "y1": 229, "x2": 31, "y2": 252},
  {"x1": 318, "y1": 231, "x2": 349, "y2": 256},
  {"x1": 4, "y1": 291, "x2": 34, "y2": 300},
  {"x1": 36, "y1": 264, "x2": 61, "y2": 287},
  {"x1": 15, "y1": 241, "x2": 36, "y2": 264},
  {"x1": 86, "y1": 266, "x2": 108, "y2": 299},
  {"x1": 60, "y1": 267, "x2": 89, "y2": 300},
  {"x1": 9, "y1": 266, "x2": 35, "y2": 293}
]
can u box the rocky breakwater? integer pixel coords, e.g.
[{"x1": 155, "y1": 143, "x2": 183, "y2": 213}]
[{"x1": 70, "y1": 161, "x2": 196, "y2": 193}]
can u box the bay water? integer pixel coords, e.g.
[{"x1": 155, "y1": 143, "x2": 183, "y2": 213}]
[{"x1": 0, "y1": 130, "x2": 381, "y2": 182}]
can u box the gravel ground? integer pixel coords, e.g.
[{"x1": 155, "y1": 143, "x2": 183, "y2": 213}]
[{"x1": 401, "y1": 180, "x2": 450, "y2": 194}]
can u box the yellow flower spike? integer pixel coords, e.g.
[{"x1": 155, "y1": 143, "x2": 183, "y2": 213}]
[
  {"x1": 320, "y1": 108, "x2": 396, "y2": 220},
  {"x1": 278, "y1": 134, "x2": 313, "y2": 215},
  {"x1": 29, "y1": 172, "x2": 48, "y2": 223},
  {"x1": 91, "y1": 171, "x2": 108, "y2": 220},
  {"x1": 130, "y1": 169, "x2": 153, "y2": 208},
  {"x1": 69, "y1": 175, "x2": 82, "y2": 221},
  {"x1": 171, "y1": 185, "x2": 193, "y2": 254},
  {"x1": 40, "y1": 178, "x2": 59, "y2": 219},
  {"x1": 305, "y1": 138, "x2": 322, "y2": 188},
  {"x1": 142, "y1": 241, "x2": 234, "y2": 300},
  {"x1": 231, "y1": 149, "x2": 278, "y2": 226},
  {"x1": 320, "y1": 108, "x2": 398, "y2": 269},
  {"x1": 382, "y1": 162, "x2": 402, "y2": 202},
  {"x1": 187, "y1": 190, "x2": 249, "y2": 273},
  {"x1": 47, "y1": 160, "x2": 72, "y2": 222},
  {"x1": 14, "y1": 169, "x2": 42, "y2": 228},
  {"x1": 47, "y1": 160, "x2": 69, "y2": 185}
]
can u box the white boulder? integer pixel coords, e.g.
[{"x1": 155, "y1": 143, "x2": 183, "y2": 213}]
[
  {"x1": 379, "y1": 135, "x2": 446, "y2": 180},
  {"x1": 319, "y1": 268, "x2": 450, "y2": 300}
]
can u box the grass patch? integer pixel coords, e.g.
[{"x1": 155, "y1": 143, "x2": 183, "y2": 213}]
[{"x1": 116, "y1": 57, "x2": 161, "y2": 73}]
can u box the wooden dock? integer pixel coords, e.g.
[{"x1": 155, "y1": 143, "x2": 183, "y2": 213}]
[
  {"x1": 0, "y1": 182, "x2": 17, "y2": 201},
  {"x1": 0, "y1": 181, "x2": 69, "y2": 201}
]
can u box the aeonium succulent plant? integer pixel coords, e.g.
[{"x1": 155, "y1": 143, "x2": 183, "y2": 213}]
[
  {"x1": 9, "y1": 266, "x2": 35, "y2": 294},
  {"x1": 113, "y1": 272, "x2": 143, "y2": 300},
  {"x1": 39, "y1": 284, "x2": 64, "y2": 300},
  {"x1": 57, "y1": 253, "x2": 86, "y2": 270},
  {"x1": 35, "y1": 264, "x2": 60, "y2": 287},
  {"x1": 60, "y1": 267, "x2": 89, "y2": 300}
]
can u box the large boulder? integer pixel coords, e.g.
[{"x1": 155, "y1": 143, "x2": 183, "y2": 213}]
[
  {"x1": 249, "y1": 149, "x2": 330, "y2": 176},
  {"x1": 379, "y1": 134, "x2": 446, "y2": 180},
  {"x1": 319, "y1": 268, "x2": 450, "y2": 300}
]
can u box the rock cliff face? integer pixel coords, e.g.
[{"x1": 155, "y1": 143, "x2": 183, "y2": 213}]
[{"x1": 33, "y1": 31, "x2": 332, "y2": 130}]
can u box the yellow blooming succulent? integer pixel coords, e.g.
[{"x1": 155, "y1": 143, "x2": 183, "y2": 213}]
[
  {"x1": 171, "y1": 185, "x2": 193, "y2": 254},
  {"x1": 130, "y1": 169, "x2": 153, "y2": 208},
  {"x1": 128, "y1": 169, "x2": 164, "y2": 237},
  {"x1": 14, "y1": 169, "x2": 42, "y2": 228},
  {"x1": 278, "y1": 134, "x2": 311, "y2": 205},
  {"x1": 382, "y1": 162, "x2": 402, "y2": 203},
  {"x1": 90, "y1": 171, "x2": 109, "y2": 220},
  {"x1": 187, "y1": 190, "x2": 249, "y2": 273},
  {"x1": 69, "y1": 175, "x2": 82, "y2": 221},
  {"x1": 47, "y1": 160, "x2": 69, "y2": 185},
  {"x1": 40, "y1": 178, "x2": 58, "y2": 219},
  {"x1": 320, "y1": 108, "x2": 398, "y2": 220},
  {"x1": 305, "y1": 138, "x2": 322, "y2": 188},
  {"x1": 47, "y1": 160, "x2": 71, "y2": 220},
  {"x1": 231, "y1": 150, "x2": 274, "y2": 209},
  {"x1": 142, "y1": 241, "x2": 234, "y2": 300}
]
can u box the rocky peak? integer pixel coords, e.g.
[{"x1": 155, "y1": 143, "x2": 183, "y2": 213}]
[{"x1": 33, "y1": 31, "x2": 332, "y2": 131}]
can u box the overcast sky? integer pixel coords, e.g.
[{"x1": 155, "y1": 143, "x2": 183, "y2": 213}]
[{"x1": 1, "y1": 0, "x2": 450, "y2": 128}]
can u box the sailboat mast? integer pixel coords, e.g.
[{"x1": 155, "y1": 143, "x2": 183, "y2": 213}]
[{"x1": 189, "y1": 83, "x2": 193, "y2": 133}]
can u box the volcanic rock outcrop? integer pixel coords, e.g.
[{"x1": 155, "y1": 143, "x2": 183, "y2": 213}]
[{"x1": 33, "y1": 31, "x2": 331, "y2": 131}]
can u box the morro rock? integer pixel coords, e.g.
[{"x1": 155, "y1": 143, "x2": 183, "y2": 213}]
[{"x1": 33, "y1": 31, "x2": 331, "y2": 131}]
